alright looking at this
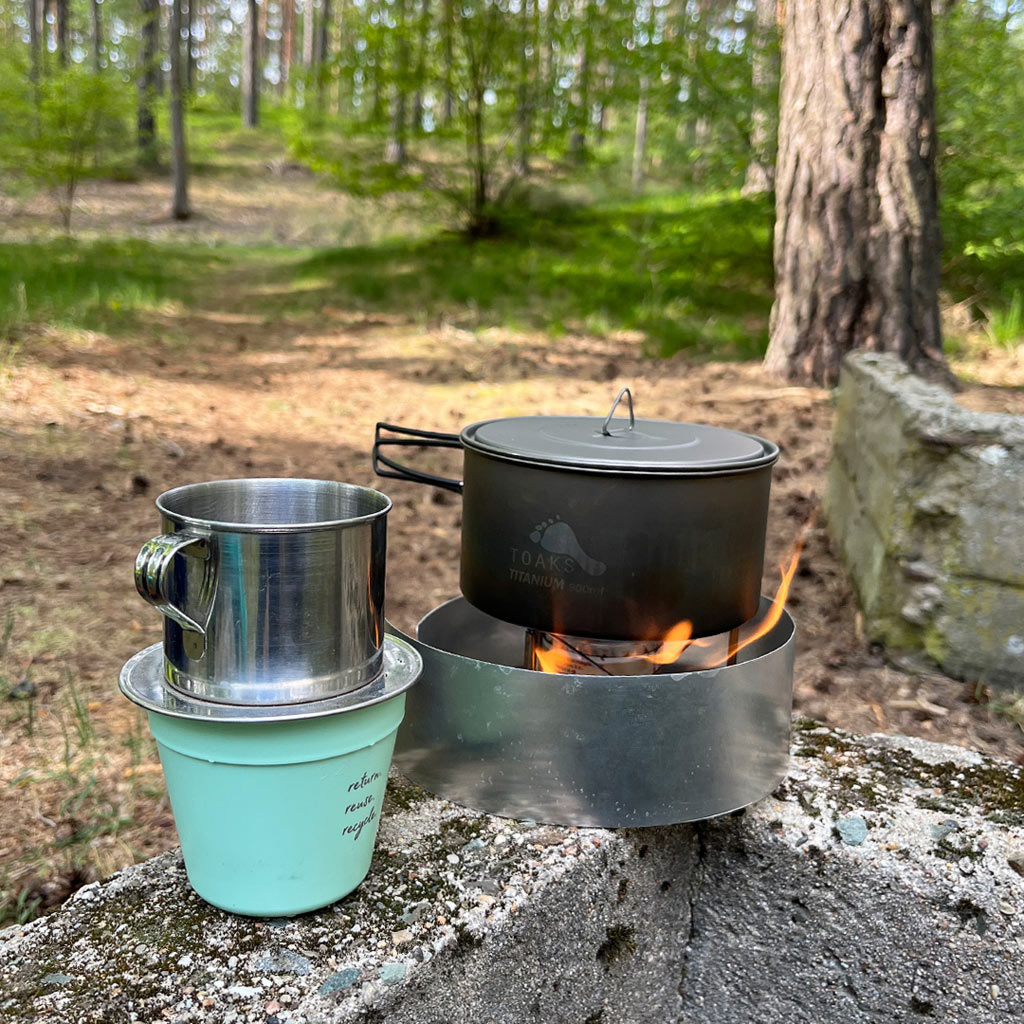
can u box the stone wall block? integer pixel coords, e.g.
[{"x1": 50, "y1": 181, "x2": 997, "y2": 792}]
[
  {"x1": 826, "y1": 352, "x2": 1024, "y2": 687},
  {"x1": 932, "y1": 580, "x2": 1024, "y2": 689}
]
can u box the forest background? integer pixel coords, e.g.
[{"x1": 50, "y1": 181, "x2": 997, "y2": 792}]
[
  {"x1": 1, "y1": 0, "x2": 1023, "y2": 928},
  {"x1": 0, "y1": 0, "x2": 1022, "y2": 351}
]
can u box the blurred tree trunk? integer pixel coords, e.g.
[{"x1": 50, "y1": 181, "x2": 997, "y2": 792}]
[
  {"x1": 765, "y1": 0, "x2": 946, "y2": 386},
  {"x1": 331, "y1": 0, "x2": 345, "y2": 114},
  {"x1": 386, "y1": 0, "x2": 409, "y2": 165},
  {"x1": 242, "y1": 0, "x2": 260, "y2": 127},
  {"x1": 741, "y1": 0, "x2": 779, "y2": 195},
  {"x1": 569, "y1": 0, "x2": 592, "y2": 161},
  {"x1": 186, "y1": 0, "x2": 196, "y2": 91},
  {"x1": 442, "y1": 0, "x2": 454, "y2": 123},
  {"x1": 631, "y1": 77, "x2": 648, "y2": 192},
  {"x1": 27, "y1": 0, "x2": 41, "y2": 86},
  {"x1": 315, "y1": 0, "x2": 331, "y2": 106},
  {"x1": 55, "y1": 0, "x2": 69, "y2": 66},
  {"x1": 91, "y1": 0, "x2": 103, "y2": 71},
  {"x1": 631, "y1": 0, "x2": 656, "y2": 192},
  {"x1": 412, "y1": 0, "x2": 431, "y2": 134},
  {"x1": 280, "y1": 0, "x2": 294, "y2": 94},
  {"x1": 516, "y1": 0, "x2": 531, "y2": 174},
  {"x1": 303, "y1": 0, "x2": 315, "y2": 68},
  {"x1": 259, "y1": 0, "x2": 269, "y2": 64},
  {"x1": 138, "y1": 0, "x2": 160, "y2": 167},
  {"x1": 169, "y1": 0, "x2": 190, "y2": 219},
  {"x1": 541, "y1": 0, "x2": 555, "y2": 124}
]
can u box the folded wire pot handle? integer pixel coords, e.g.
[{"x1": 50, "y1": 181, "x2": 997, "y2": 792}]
[
  {"x1": 600, "y1": 387, "x2": 635, "y2": 436},
  {"x1": 373, "y1": 422, "x2": 465, "y2": 495},
  {"x1": 134, "y1": 532, "x2": 215, "y2": 635}
]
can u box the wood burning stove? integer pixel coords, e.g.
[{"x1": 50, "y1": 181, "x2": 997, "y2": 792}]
[{"x1": 375, "y1": 390, "x2": 796, "y2": 827}]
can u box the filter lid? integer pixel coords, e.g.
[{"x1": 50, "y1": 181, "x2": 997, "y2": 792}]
[{"x1": 120, "y1": 638, "x2": 421, "y2": 723}]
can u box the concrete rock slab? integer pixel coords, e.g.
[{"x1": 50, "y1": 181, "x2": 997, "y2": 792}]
[{"x1": 1, "y1": 723, "x2": 1022, "y2": 1023}]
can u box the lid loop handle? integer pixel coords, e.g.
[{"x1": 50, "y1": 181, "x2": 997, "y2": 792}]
[{"x1": 600, "y1": 387, "x2": 635, "y2": 436}]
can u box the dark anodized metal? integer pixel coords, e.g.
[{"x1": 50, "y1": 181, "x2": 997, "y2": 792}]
[
  {"x1": 373, "y1": 391, "x2": 779, "y2": 639},
  {"x1": 390, "y1": 597, "x2": 794, "y2": 827}
]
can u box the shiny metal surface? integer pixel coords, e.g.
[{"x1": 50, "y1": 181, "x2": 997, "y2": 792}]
[
  {"x1": 391, "y1": 597, "x2": 794, "y2": 827},
  {"x1": 134, "y1": 479, "x2": 390, "y2": 704},
  {"x1": 120, "y1": 636, "x2": 421, "y2": 723}
]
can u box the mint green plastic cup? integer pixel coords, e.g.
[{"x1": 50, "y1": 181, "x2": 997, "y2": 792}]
[{"x1": 147, "y1": 694, "x2": 405, "y2": 917}]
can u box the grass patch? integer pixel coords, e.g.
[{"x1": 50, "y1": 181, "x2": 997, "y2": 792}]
[
  {"x1": 0, "y1": 239, "x2": 229, "y2": 339},
  {"x1": 984, "y1": 289, "x2": 1024, "y2": 349},
  {"x1": 281, "y1": 189, "x2": 775, "y2": 359},
  {"x1": 186, "y1": 102, "x2": 298, "y2": 177}
]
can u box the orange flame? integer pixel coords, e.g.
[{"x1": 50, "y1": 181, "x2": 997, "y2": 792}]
[
  {"x1": 533, "y1": 638, "x2": 577, "y2": 674},
  {"x1": 531, "y1": 512, "x2": 814, "y2": 675},
  {"x1": 644, "y1": 619, "x2": 696, "y2": 666},
  {"x1": 697, "y1": 544, "x2": 800, "y2": 669},
  {"x1": 645, "y1": 513, "x2": 812, "y2": 671}
]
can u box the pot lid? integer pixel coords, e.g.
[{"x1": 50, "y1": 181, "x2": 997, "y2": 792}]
[{"x1": 461, "y1": 389, "x2": 777, "y2": 474}]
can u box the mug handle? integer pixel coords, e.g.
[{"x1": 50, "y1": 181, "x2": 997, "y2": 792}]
[{"x1": 134, "y1": 532, "x2": 215, "y2": 634}]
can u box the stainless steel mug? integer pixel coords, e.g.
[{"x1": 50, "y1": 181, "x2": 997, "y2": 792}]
[{"x1": 134, "y1": 478, "x2": 391, "y2": 705}]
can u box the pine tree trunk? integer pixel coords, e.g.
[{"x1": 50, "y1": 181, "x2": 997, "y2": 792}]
[
  {"x1": 138, "y1": 0, "x2": 160, "y2": 168},
  {"x1": 259, "y1": 0, "x2": 269, "y2": 65},
  {"x1": 280, "y1": 0, "x2": 294, "y2": 94},
  {"x1": 316, "y1": 0, "x2": 331, "y2": 106},
  {"x1": 242, "y1": 0, "x2": 260, "y2": 127},
  {"x1": 765, "y1": 0, "x2": 946, "y2": 386},
  {"x1": 55, "y1": 0, "x2": 69, "y2": 66},
  {"x1": 169, "y1": 0, "x2": 190, "y2": 219},
  {"x1": 742, "y1": 0, "x2": 779, "y2": 195}
]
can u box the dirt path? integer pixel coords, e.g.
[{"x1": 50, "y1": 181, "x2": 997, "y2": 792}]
[{"x1": 1, "y1": 173, "x2": 1022, "y2": 921}]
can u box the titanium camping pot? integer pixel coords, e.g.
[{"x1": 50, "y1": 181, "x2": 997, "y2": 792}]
[{"x1": 373, "y1": 389, "x2": 779, "y2": 641}]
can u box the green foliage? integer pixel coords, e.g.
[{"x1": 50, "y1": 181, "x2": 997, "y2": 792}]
[
  {"x1": 0, "y1": 54, "x2": 134, "y2": 229},
  {"x1": 936, "y1": 1, "x2": 1024, "y2": 319},
  {"x1": 279, "y1": 189, "x2": 773, "y2": 358},
  {"x1": 0, "y1": 239, "x2": 223, "y2": 339}
]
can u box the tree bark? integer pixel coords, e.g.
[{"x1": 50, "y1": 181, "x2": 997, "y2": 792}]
[
  {"x1": 138, "y1": 0, "x2": 160, "y2": 168},
  {"x1": 169, "y1": 0, "x2": 190, "y2": 219},
  {"x1": 764, "y1": 0, "x2": 946, "y2": 386},
  {"x1": 741, "y1": 0, "x2": 779, "y2": 195},
  {"x1": 242, "y1": 0, "x2": 260, "y2": 127}
]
